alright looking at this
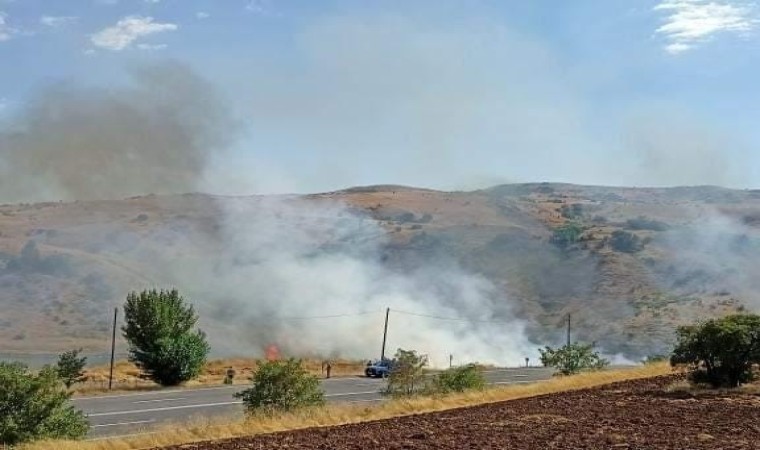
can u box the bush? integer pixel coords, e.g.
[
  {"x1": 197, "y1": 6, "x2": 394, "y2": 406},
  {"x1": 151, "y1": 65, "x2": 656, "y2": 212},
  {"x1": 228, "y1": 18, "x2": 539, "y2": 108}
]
[
  {"x1": 560, "y1": 204, "x2": 583, "y2": 220},
  {"x1": 550, "y1": 222, "x2": 584, "y2": 250},
  {"x1": 0, "y1": 362, "x2": 88, "y2": 446},
  {"x1": 56, "y1": 348, "x2": 87, "y2": 389},
  {"x1": 538, "y1": 343, "x2": 609, "y2": 375},
  {"x1": 609, "y1": 230, "x2": 643, "y2": 253},
  {"x1": 122, "y1": 289, "x2": 210, "y2": 386},
  {"x1": 235, "y1": 358, "x2": 324, "y2": 415},
  {"x1": 625, "y1": 216, "x2": 669, "y2": 231},
  {"x1": 430, "y1": 364, "x2": 486, "y2": 394},
  {"x1": 671, "y1": 314, "x2": 760, "y2": 388},
  {"x1": 385, "y1": 349, "x2": 428, "y2": 397},
  {"x1": 642, "y1": 354, "x2": 668, "y2": 365}
]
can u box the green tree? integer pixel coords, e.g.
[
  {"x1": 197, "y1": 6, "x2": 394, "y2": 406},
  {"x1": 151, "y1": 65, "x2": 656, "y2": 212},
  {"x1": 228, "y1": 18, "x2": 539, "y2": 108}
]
[
  {"x1": 610, "y1": 230, "x2": 642, "y2": 253},
  {"x1": 122, "y1": 288, "x2": 210, "y2": 386},
  {"x1": 0, "y1": 362, "x2": 88, "y2": 446},
  {"x1": 56, "y1": 348, "x2": 87, "y2": 389},
  {"x1": 551, "y1": 222, "x2": 584, "y2": 250},
  {"x1": 670, "y1": 314, "x2": 760, "y2": 388},
  {"x1": 235, "y1": 358, "x2": 324, "y2": 415},
  {"x1": 385, "y1": 349, "x2": 428, "y2": 397},
  {"x1": 430, "y1": 364, "x2": 486, "y2": 394},
  {"x1": 539, "y1": 343, "x2": 609, "y2": 375}
]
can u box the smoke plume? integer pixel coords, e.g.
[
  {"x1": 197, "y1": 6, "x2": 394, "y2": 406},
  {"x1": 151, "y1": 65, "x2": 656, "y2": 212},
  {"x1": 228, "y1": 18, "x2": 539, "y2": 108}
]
[
  {"x1": 0, "y1": 61, "x2": 238, "y2": 203},
  {"x1": 146, "y1": 196, "x2": 537, "y2": 367}
]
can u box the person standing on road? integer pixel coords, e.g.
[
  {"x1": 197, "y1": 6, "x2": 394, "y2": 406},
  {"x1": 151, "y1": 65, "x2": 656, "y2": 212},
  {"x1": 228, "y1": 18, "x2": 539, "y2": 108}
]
[{"x1": 326, "y1": 360, "x2": 332, "y2": 379}]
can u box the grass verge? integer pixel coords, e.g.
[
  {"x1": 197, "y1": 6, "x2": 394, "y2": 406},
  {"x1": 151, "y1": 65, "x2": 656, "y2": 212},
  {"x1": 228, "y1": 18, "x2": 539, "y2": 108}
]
[
  {"x1": 73, "y1": 358, "x2": 365, "y2": 396},
  {"x1": 25, "y1": 362, "x2": 672, "y2": 450}
]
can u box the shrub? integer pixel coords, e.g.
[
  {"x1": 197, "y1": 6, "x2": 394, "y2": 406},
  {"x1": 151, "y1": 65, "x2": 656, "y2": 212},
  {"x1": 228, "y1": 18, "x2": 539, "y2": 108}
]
[
  {"x1": 538, "y1": 343, "x2": 609, "y2": 375},
  {"x1": 122, "y1": 289, "x2": 210, "y2": 386},
  {"x1": 642, "y1": 354, "x2": 668, "y2": 365},
  {"x1": 56, "y1": 348, "x2": 87, "y2": 389},
  {"x1": 0, "y1": 362, "x2": 88, "y2": 446},
  {"x1": 560, "y1": 204, "x2": 583, "y2": 220},
  {"x1": 430, "y1": 364, "x2": 486, "y2": 394},
  {"x1": 550, "y1": 222, "x2": 584, "y2": 250},
  {"x1": 671, "y1": 314, "x2": 760, "y2": 388},
  {"x1": 235, "y1": 358, "x2": 324, "y2": 415},
  {"x1": 610, "y1": 230, "x2": 642, "y2": 253},
  {"x1": 385, "y1": 349, "x2": 428, "y2": 397},
  {"x1": 625, "y1": 216, "x2": 669, "y2": 231}
]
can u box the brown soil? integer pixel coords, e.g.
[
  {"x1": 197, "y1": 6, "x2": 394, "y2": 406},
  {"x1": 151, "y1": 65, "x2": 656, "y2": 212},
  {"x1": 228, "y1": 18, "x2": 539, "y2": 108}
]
[{"x1": 157, "y1": 375, "x2": 760, "y2": 449}]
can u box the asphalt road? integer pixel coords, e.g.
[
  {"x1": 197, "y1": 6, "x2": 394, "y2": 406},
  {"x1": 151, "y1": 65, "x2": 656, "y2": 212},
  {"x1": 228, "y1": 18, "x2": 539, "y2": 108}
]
[{"x1": 75, "y1": 367, "x2": 555, "y2": 439}]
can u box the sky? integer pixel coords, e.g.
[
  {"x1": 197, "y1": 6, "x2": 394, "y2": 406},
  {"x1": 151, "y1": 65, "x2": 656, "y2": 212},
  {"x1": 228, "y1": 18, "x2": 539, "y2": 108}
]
[{"x1": 1, "y1": 0, "x2": 759, "y2": 196}]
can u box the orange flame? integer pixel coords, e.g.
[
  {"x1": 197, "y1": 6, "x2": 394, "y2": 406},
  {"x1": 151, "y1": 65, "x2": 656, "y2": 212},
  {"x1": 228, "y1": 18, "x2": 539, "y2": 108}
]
[{"x1": 265, "y1": 344, "x2": 281, "y2": 361}]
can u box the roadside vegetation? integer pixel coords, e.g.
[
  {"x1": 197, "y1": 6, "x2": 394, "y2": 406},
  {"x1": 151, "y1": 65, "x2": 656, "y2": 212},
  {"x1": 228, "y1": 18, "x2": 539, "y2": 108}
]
[
  {"x1": 539, "y1": 342, "x2": 610, "y2": 375},
  {"x1": 236, "y1": 358, "x2": 325, "y2": 415},
  {"x1": 670, "y1": 313, "x2": 760, "y2": 388},
  {"x1": 122, "y1": 288, "x2": 210, "y2": 386},
  {"x1": 55, "y1": 348, "x2": 87, "y2": 389},
  {"x1": 0, "y1": 362, "x2": 88, "y2": 446}
]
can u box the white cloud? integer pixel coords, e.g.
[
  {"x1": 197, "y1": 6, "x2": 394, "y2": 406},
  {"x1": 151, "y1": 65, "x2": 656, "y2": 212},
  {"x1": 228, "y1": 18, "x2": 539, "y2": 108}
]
[
  {"x1": 90, "y1": 15, "x2": 177, "y2": 51},
  {"x1": 145, "y1": 0, "x2": 161, "y2": 3},
  {"x1": 654, "y1": 0, "x2": 758, "y2": 54},
  {"x1": 196, "y1": 11, "x2": 210, "y2": 20},
  {"x1": 40, "y1": 15, "x2": 78, "y2": 27},
  {"x1": 0, "y1": 11, "x2": 18, "y2": 41}
]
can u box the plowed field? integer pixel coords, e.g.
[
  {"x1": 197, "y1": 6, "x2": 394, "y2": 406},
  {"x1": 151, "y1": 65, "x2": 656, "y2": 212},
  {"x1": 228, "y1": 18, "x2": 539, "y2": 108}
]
[{"x1": 159, "y1": 375, "x2": 760, "y2": 449}]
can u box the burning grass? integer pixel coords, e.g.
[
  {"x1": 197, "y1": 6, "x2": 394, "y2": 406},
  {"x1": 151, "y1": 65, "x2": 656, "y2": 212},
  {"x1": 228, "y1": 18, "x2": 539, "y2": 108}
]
[{"x1": 27, "y1": 363, "x2": 672, "y2": 450}]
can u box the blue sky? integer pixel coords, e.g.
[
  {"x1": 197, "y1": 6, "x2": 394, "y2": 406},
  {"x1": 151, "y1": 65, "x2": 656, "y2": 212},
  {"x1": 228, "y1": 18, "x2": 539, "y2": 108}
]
[{"x1": 1, "y1": 0, "x2": 759, "y2": 196}]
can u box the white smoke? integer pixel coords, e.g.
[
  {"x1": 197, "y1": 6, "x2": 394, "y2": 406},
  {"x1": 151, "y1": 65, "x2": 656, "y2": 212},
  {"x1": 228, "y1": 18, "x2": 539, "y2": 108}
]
[{"x1": 156, "y1": 195, "x2": 537, "y2": 367}]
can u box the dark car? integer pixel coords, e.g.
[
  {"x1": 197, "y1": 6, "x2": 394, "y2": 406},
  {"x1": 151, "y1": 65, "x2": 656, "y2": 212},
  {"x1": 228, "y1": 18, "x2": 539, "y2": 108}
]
[{"x1": 365, "y1": 358, "x2": 394, "y2": 378}]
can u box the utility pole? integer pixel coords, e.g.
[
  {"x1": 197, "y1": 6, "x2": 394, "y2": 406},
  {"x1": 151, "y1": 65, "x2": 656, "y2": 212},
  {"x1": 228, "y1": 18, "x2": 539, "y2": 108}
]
[
  {"x1": 566, "y1": 313, "x2": 571, "y2": 347},
  {"x1": 449, "y1": 354, "x2": 453, "y2": 368},
  {"x1": 108, "y1": 307, "x2": 117, "y2": 390},
  {"x1": 380, "y1": 307, "x2": 390, "y2": 361}
]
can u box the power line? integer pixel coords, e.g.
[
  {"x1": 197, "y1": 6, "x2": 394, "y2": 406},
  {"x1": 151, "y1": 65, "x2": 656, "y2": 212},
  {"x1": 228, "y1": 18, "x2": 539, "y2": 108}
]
[
  {"x1": 247, "y1": 310, "x2": 384, "y2": 322},
  {"x1": 389, "y1": 308, "x2": 514, "y2": 324}
]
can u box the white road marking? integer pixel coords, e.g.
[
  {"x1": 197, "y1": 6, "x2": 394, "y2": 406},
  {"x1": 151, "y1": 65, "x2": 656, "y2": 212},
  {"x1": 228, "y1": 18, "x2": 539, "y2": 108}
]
[
  {"x1": 87, "y1": 401, "x2": 241, "y2": 417},
  {"x1": 92, "y1": 420, "x2": 155, "y2": 428},
  {"x1": 87, "y1": 391, "x2": 380, "y2": 417},
  {"x1": 133, "y1": 397, "x2": 187, "y2": 404},
  {"x1": 325, "y1": 390, "x2": 378, "y2": 398},
  {"x1": 74, "y1": 385, "x2": 242, "y2": 401}
]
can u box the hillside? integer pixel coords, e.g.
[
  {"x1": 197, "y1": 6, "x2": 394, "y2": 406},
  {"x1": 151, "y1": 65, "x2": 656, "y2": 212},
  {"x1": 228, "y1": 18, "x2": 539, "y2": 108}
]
[{"x1": 1, "y1": 183, "x2": 759, "y2": 362}]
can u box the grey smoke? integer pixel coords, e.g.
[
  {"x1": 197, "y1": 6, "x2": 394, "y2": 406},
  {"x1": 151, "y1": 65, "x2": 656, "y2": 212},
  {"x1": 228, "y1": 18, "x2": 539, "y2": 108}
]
[
  {"x1": 654, "y1": 207, "x2": 760, "y2": 307},
  {"x1": 0, "y1": 61, "x2": 238, "y2": 203}
]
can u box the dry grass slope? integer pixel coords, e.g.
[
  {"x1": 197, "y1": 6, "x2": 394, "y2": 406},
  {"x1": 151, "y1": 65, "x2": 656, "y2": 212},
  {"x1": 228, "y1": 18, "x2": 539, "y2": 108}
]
[{"x1": 24, "y1": 363, "x2": 672, "y2": 450}]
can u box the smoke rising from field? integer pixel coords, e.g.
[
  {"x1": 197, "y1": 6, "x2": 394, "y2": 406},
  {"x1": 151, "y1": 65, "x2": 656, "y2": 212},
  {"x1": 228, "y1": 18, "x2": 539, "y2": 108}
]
[
  {"x1": 149, "y1": 196, "x2": 537, "y2": 366},
  {"x1": 654, "y1": 206, "x2": 760, "y2": 308},
  {"x1": 0, "y1": 61, "x2": 238, "y2": 203}
]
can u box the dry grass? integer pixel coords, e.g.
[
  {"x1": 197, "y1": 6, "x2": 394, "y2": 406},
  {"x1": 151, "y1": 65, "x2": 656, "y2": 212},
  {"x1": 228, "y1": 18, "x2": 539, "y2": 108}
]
[
  {"x1": 27, "y1": 363, "x2": 672, "y2": 450},
  {"x1": 73, "y1": 358, "x2": 366, "y2": 396}
]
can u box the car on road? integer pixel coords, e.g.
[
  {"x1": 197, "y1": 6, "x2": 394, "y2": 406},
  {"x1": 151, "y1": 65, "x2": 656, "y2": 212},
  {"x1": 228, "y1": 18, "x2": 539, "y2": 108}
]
[{"x1": 365, "y1": 358, "x2": 394, "y2": 378}]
